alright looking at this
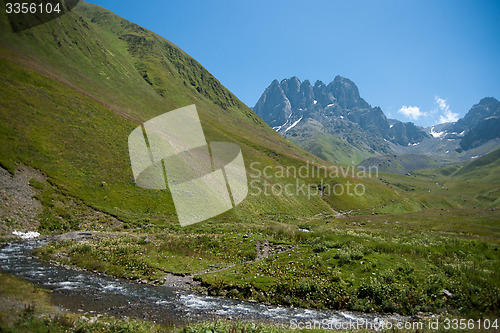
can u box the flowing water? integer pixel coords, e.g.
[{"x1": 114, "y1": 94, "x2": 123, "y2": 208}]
[{"x1": 0, "y1": 240, "x2": 406, "y2": 328}]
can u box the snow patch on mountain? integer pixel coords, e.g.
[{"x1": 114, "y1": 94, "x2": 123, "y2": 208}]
[
  {"x1": 285, "y1": 117, "x2": 303, "y2": 132},
  {"x1": 430, "y1": 127, "x2": 446, "y2": 138}
]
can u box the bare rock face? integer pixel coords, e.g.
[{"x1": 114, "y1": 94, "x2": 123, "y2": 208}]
[
  {"x1": 254, "y1": 76, "x2": 499, "y2": 167},
  {"x1": 455, "y1": 98, "x2": 500, "y2": 150},
  {"x1": 253, "y1": 75, "x2": 430, "y2": 157}
]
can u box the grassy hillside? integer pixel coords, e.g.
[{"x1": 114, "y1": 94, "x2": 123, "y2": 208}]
[
  {"x1": 358, "y1": 154, "x2": 443, "y2": 174},
  {"x1": 0, "y1": 0, "x2": 411, "y2": 231},
  {"x1": 365, "y1": 149, "x2": 500, "y2": 210},
  {"x1": 292, "y1": 131, "x2": 373, "y2": 166},
  {"x1": 454, "y1": 148, "x2": 500, "y2": 179}
]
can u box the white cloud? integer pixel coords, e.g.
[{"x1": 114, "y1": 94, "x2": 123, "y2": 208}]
[
  {"x1": 439, "y1": 110, "x2": 460, "y2": 123},
  {"x1": 436, "y1": 97, "x2": 447, "y2": 110},
  {"x1": 435, "y1": 96, "x2": 459, "y2": 123},
  {"x1": 397, "y1": 97, "x2": 460, "y2": 125},
  {"x1": 398, "y1": 106, "x2": 426, "y2": 120}
]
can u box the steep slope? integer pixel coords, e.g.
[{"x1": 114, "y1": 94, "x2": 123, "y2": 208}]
[
  {"x1": 456, "y1": 98, "x2": 500, "y2": 150},
  {"x1": 0, "y1": 1, "x2": 408, "y2": 229},
  {"x1": 454, "y1": 147, "x2": 500, "y2": 180},
  {"x1": 452, "y1": 97, "x2": 500, "y2": 134},
  {"x1": 459, "y1": 117, "x2": 500, "y2": 151},
  {"x1": 449, "y1": 148, "x2": 500, "y2": 207}
]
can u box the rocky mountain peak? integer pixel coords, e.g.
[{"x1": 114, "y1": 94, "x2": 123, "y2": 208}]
[
  {"x1": 280, "y1": 76, "x2": 300, "y2": 92},
  {"x1": 254, "y1": 79, "x2": 291, "y2": 127},
  {"x1": 327, "y1": 75, "x2": 363, "y2": 109},
  {"x1": 452, "y1": 97, "x2": 500, "y2": 133},
  {"x1": 314, "y1": 80, "x2": 325, "y2": 87},
  {"x1": 254, "y1": 76, "x2": 498, "y2": 165},
  {"x1": 253, "y1": 75, "x2": 436, "y2": 160},
  {"x1": 479, "y1": 97, "x2": 499, "y2": 105}
]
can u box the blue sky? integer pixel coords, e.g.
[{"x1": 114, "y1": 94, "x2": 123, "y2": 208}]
[{"x1": 87, "y1": 0, "x2": 500, "y2": 127}]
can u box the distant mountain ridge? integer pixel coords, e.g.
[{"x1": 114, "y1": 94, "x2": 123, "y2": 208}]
[
  {"x1": 433, "y1": 97, "x2": 500, "y2": 151},
  {"x1": 254, "y1": 76, "x2": 428, "y2": 146},
  {"x1": 254, "y1": 76, "x2": 500, "y2": 169}
]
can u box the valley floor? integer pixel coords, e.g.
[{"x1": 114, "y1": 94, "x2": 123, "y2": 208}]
[
  {"x1": 1, "y1": 207, "x2": 499, "y2": 332},
  {"x1": 18, "y1": 208, "x2": 500, "y2": 319}
]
